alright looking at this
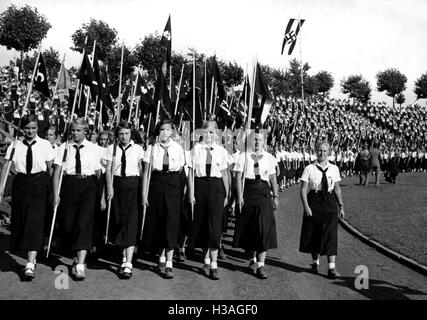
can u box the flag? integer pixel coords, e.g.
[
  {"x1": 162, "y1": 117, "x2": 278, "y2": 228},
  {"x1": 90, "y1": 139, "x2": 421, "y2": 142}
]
[
  {"x1": 56, "y1": 61, "x2": 72, "y2": 91},
  {"x1": 154, "y1": 71, "x2": 172, "y2": 121},
  {"x1": 92, "y1": 54, "x2": 104, "y2": 98},
  {"x1": 78, "y1": 52, "x2": 99, "y2": 98},
  {"x1": 211, "y1": 57, "x2": 226, "y2": 104},
  {"x1": 160, "y1": 15, "x2": 172, "y2": 75},
  {"x1": 34, "y1": 52, "x2": 50, "y2": 98},
  {"x1": 253, "y1": 62, "x2": 273, "y2": 126},
  {"x1": 281, "y1": 18, "x2": 305, "y2": 55}
]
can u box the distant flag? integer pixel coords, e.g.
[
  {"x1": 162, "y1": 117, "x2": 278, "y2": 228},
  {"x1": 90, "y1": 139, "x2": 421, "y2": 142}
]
[
  {"x1": 160, "y1": 14, "x2": 172, "y2": 75},
  {"x1": 281, "y1": 18, "x2": 305, "y2": 55},
  {"x1": 78, "y1": 51, "x2": 99, "y2": 98},
  {"x1": 134, "y1": 71, "x2": 147, "y2": 97},
  {"x1": 154, "y1": 71, "x2": 172, "y2": 120},
  {"x1": 34, "y1": 52, "x2": 50, "y2": 98},
  {"x1": 56, "y1": 61, "x2": 72, "y2": 91},
  {"x1": 253, "y1": 62, "x2": 273, "y2": 125},
  {"x1": 92, "y1": 54, "x2": 104, "y2": 98}
]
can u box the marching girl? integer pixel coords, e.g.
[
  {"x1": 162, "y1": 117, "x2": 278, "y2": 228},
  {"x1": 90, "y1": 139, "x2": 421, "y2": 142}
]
[
  {"x1": 104, "y1": 122, "x2": 145, "y2": 279},
  {"x1": 141, "y1": 119, "x2": 185, "y2": 279},
  {"x1": 188, "y1": 120, "x2": 229, "y2": 280},
  {"x1": 274, "y1": 145, "x2": 285, "y2": 192},
  {"x1": 299, "y1": 141, "x2": 345, "y2": 279},
  {"x1": 53, "y1": 118, "x2": 103, "y2": 281},
  {"x1": 233, "y1": 129, "x2": 279, "y2": 279},
  {"x1": 0, "y1": 114, "x2": 55, "y2": 280}
]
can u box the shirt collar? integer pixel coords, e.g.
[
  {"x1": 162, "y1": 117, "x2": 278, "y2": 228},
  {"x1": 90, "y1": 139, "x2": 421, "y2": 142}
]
[
  {"x1": 71, "y1": 138, "x2": 88, "y2": 147},
  {"x1": 314, "y1": 160, "x2": 330, "y2": 169},
  {"x1": 120, "y1": 140, "x2": 134, "y2": 149},
  {"x1": 159, "y1": 140, "x2": 172, "y2": 148}
]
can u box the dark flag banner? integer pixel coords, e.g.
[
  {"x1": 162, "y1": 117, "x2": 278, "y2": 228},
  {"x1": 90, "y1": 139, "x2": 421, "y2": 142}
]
[
  {"x1": 253, "y1": 62, "x2": 273, "y2": 126},
  {"x1": 160, "y1": 15, "x2": 172, "y2": 75},
  {"x1": 92, "y1": 55, "x2": 104, "y2": 99},
  {"x1": 56, "y1": 61, "x2": 72, "y2": 91},
  {"x1": 154, "y1": 71, "x2": 172, "y2": 121},
  {"x1": 281, "y1": 18, "x2": 305, "y2": 55},
  {"x1": 78, "y1": 52, "x2": 99, "y2": 98},
  {"x1": 34, "y1": 52, "x2": 50, "y2": 98}
]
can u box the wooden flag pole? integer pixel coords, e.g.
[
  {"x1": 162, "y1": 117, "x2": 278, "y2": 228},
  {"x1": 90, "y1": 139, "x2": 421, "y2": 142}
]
[
  {"x1": 169, "y1": 65, "x2": 173, "y2": 100},
  {"x1": 174, "y1": 64, "x2": 185, "y2": 116},
  {"x1": 116, "y1": 43, "x2": 125, "y2": 124},
  {"x1": 105, "y1": 138, "x2": 118, "y2": 244},
  {"x1": 0, "y1": 46, "x2": 41, "y2": 203},
  {"x1": 191, "y1": 53, "x2": 195, "y2": 221},
  {"x1": 209, "y1": 76, "x2": 215, "y2": 117},
  {"x1": 128, "y1": 72, "x2": 138, "y2": 124},
  {"x1": 204, "y1": 58, "x2": 207, "y2": 121},
  {"x1": 298, "y1": 15, "x2": 304, "y2": 102},
  {"x1": 84, "y1": 40, "x2": 96, "y2": 120},
  {"x1": 53, "y1": 53, "x2": 66, "y2": 98}
]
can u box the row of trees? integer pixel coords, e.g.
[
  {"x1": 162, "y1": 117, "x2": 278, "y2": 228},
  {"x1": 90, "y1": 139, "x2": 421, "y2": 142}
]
[{"x1": 1, "y1": 4, "x2": 427, "y2": 106}]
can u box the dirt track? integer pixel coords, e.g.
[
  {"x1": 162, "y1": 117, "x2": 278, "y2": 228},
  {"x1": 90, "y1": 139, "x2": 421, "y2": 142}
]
[{"x1": 0, "y1": 175, "x2": 426, "y2": 300}]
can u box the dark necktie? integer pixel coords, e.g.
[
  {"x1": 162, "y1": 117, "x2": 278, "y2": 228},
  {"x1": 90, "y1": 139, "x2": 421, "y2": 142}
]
[
  {"x1": 251, "y1": 154, "x2": 263, "y2": 180},
  {"x1": 73, "y1": 145, "x2": 84, "y2": 175},
  {"x1": 205, "y1": 147, "x2": 213, "y2": 177},
  {"x1": 23, "y1": 140, "x2": 36, "y2": 174},
  {"x1": 120, "y1": 144, "x2": 131, "y2": 177},
  {"x1": 316, "y1": 165, "x2": 329, "y2": 203},
  {"x1": 161, "y1": 145, "x2": 170, "y2": 172}
]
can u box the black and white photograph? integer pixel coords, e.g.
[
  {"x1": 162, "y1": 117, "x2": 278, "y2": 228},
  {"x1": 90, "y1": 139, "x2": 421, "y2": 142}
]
[{"x1": 0, "y1": 0, "x2": 426, "y2": 305}]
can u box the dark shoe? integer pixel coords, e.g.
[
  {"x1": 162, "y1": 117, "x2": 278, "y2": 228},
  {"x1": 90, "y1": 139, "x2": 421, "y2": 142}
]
[
  {"x1": 72, "y1": 263, "x2": 86, "y2": 281},
  {"x1": 202, "y1": 263, "x2": 210, "y2": 277},
  {"x1": 158, "y1": 262, "x2": 166, "y2": 275},
  {"x1": 327, "y1": 268, "x2": 339, "y2": 279},
  {"x1": 248, "y1": 260, "x2": 257, "y2": 275},
  {"x1": 218, "y1": 248, "x2": 226, "y2": 260},
  {"x1": 164, "y1": 267, "x2": 174, "y2": 279},
  {"x1": 177, "y1": 251, "x2": 186, "y2": 263},
  {"x1": 310, "y1": 263, "x2": 319, "y2": 274},
  {"x1": 210, "y1": 268, "x2": 220, "y2": 280},
  {"x1": 256, "y1": 266, "x2": 269, "y2": 279},
  {"x1": 119, "y1": 263, "x2": 132, "y2": 280},
  {"x1": 23, "y1": 262, "x2": 36, "y2": 281}
]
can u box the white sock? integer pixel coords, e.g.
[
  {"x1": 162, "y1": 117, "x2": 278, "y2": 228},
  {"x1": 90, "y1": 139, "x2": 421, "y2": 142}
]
[
  {"x1": 328, "y1": 262, "x2": 335, "y2": 269},
  {"x1": 210, "y1": 262, "x2": 218, "y2": 269},
  {"x1": 165, "y1": 261, "x2": 173, "y2": 268},
  {"x1": 313, "y1": 259, "x2": 320, "y2": 265},
  {"x1": 257, "y1": 261, "x2": 265, "y2": 268},
  {"x1": 204, "y1": 258, "x2": 211, "y2": 265},
  {"x1": 250, "y1": 257, "x2": 257, "y2": 263},
  {"x1": 159, "y1": 256, "x2": 166, "y2": 264}
]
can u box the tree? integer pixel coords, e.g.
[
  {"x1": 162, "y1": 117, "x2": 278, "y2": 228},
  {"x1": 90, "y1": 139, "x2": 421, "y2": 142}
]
[
  {"x1": 414, "y1": 72, "x2": 427, "y2": 99},
  {"x1": 341, "y1": 75, "x2": 371, "y2": 104},
  {"x1": 133, "y1": 33, "x2": 166, "y2": 80},
  {"x1": 220, "y1": 61, "x2": 243, "y2": 88},
  {"x1": 284, "y1": 58, "x2": 310, "y2": 99},
  {"x1": 315, "y1": 70, "x2": 334, "y2": 97},
  {"x1": 395, "y1": 92, "x2": 405, "y2": 109},
  {"x1": 0, "y1": 4, "x2": 51, "y2": 70},
  {"x1": 106, "y1": 44, "x2": 138, "y2": 82},
  {"x1": 70, "y1": 18, "x2": 118, "y2": 62},
  {"x1": 376, "y1": 68, "x2": 407, "y2": 108}
]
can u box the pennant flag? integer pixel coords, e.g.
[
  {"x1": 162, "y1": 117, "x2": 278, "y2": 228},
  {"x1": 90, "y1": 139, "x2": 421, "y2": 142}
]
[
  {"x1": 134, "y1": 71, "x2": 148, "y2": 97},
  {"x1": 154, "y1": 71, "x2": 172, "y2": 121},
  {"x1": 160, "y1": 15, "x2": 172, "y2": 75},
  {"x1": 78, "y1": 52, "x2": 99, "y2": 98},
  {"x1": 281, "y1": 18, "x2": 305, "y2": 55},
  {"x1": 92, "y1": 54, "x2": 104, "y2": 99},
  {"x1": 109, "y1": 78, "x2": 120, "y2": 99},
  {"x1": 253, "y1": 62, "x2": 273, "y2": 126},
  {"x1": 34, "y1": 52, "x2": 50, "y2": 98},
  {"x1": 56, "y1": 61, "x2": 72, "y2": 91},
  {"x1": 211, "y1": 57, "x2": 226, "y2": 103}
]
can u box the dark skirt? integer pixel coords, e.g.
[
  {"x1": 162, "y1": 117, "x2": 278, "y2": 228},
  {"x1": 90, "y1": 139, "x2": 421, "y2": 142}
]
[
  {"x1": 299, "y1": 192, "x2": 338, "y2": 256},
  {"x1": 233, "y1": 179, "x2": 277, "y2": 252},
  {"x1": 141, "y1": 171, "x2": 183, "y2": 250},
  {"x1": 278, "y1": 162, "x2": 285, "y2": 182},
  {"x1": 57, "y1": 175, "x2": 97, "y2": 251},
  {"x1": 188, "y1": 177, "x2": 226, "y2": 250},
  {"x1": 111, "y1": 176, "x2": 140, "y2": 247},
  {"x1": 359, "y1": 159, "x2": 369, "y2": 174},
  {"x1": 10, "y1": 172, "x2": 50, "y2": 252}
]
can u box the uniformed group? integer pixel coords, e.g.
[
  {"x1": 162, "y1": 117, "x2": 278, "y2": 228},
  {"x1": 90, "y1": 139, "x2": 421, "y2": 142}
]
[{"x1": 0, "y1": 113, "x2": 348, "y2": 283}]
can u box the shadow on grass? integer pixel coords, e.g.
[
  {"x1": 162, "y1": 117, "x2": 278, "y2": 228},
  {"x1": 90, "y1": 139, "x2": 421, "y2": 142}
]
[{"x1": 329, "y1": 275, "x2": 427, "y2": 300}]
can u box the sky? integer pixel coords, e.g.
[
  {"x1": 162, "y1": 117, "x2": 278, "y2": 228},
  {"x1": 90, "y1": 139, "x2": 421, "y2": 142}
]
[{"x1": 1, "y1": 0, "x2": 427, "y2": 105}]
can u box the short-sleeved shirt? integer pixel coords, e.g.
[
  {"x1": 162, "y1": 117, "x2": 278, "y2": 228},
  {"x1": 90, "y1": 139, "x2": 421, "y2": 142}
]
[
  {"x1": 143, "y1": 139, "x2": 184, "y2": 172},
  {"x1": 234, "y1": 150, "x2": 277, "y2": 182},
  {"x1": 300, "y1": 161, "x2": 341, "y2": 192},
  {"x1": 54, "y1": 139, "x2": 102, "y2": 175},
  {"x1": 103, "y1": 140, "x2": 145, "y2": 176},
  {"x1": 5, "y1": 135, "x2": 55, "y2": 174},
  {"x1": 189, "y1": 142, "x2": 230, "y2": 178}
]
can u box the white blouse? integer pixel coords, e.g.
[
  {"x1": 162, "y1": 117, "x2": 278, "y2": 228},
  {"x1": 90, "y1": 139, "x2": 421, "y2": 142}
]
[
  {"x1": 143, "y1": 139, "x2": 185, "y2": 172},
  {"x1": 5, "y1": 136, "x2": 55, "y2": 174},
  {"x1": 103, "y1": 141, "x2": 145, "y2": 176},
  {"x1": 234, "y1": 150, "x2": 277, "y2": 182},
  {"x1": 300, "y1": 161, "x2": 341, "y2": 192},
  {"x1": 189, "y1": 142, "x2": 230, "y2": 178},
  {"x1": 54, "y1": 139, "x2": 102, "y2": 175}
]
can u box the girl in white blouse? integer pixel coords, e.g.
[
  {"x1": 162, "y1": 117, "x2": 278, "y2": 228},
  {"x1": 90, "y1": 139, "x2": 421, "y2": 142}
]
[
  {"x1": 188, "y1": 120, "x2": 229, "y2": 280},
  {"x1": 141, "y1": 119, "x2": 185, "y2": 279},
  {"x1": 299, "y1": 141, "x2": 345, "y2": 279},
  {"x1": 0, "y1": 114, "x2": 54, "y2": 280}
]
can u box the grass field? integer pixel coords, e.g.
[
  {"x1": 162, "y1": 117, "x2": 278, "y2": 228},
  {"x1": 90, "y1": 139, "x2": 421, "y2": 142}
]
[{"x1": 341, "y1": 172, "x2": 427, "y2": 266}]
